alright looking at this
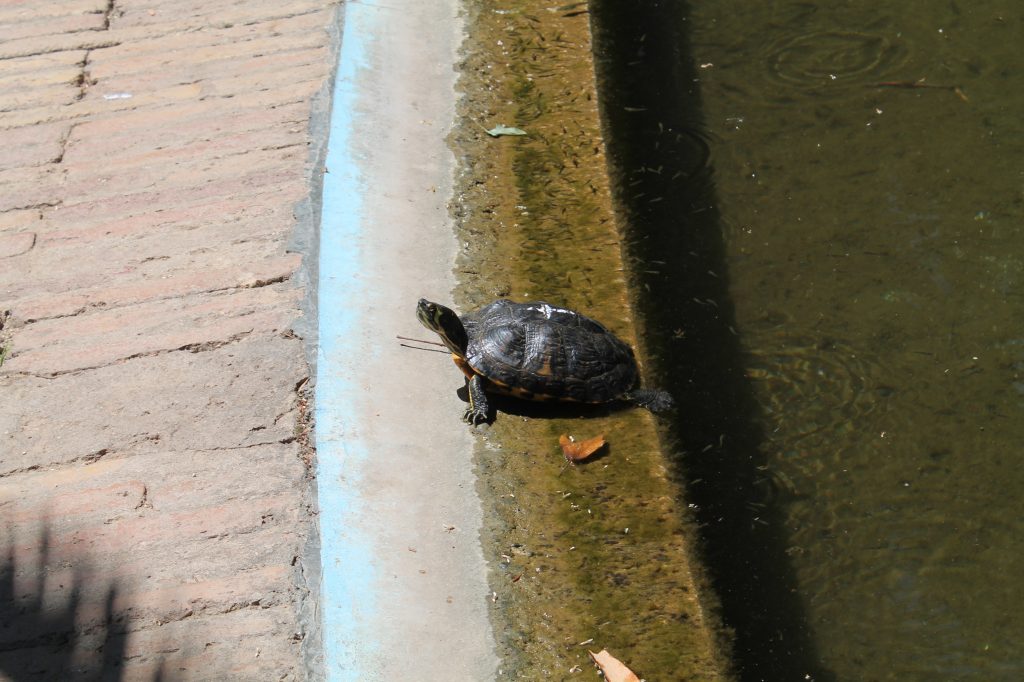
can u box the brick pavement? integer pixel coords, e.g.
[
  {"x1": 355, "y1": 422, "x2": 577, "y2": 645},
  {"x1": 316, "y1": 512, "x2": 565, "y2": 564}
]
[{"x1": 1, "y1": 1, "x2": 338, "y2": 678}]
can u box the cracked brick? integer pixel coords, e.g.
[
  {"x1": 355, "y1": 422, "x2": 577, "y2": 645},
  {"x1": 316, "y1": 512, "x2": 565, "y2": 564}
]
[
  {"x1": 0, "y1": 335, "x2": 305, "y2": 474},
  {"x1": 3, "y1": 283, "x2": 299, "y2": 375}
]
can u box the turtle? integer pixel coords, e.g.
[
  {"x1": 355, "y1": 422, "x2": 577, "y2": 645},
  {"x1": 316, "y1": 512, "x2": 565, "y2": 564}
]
[{"x1": 416, "y1": 298, "x2": 674, "y2": 424}]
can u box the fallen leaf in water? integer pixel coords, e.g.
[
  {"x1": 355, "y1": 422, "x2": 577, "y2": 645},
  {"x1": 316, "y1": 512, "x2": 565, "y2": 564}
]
[
  {"x1": 486, "y1": 124, "x2": 527, "y2": 137},
  {"x1": 559, "y1": 433, "x2": 606, "y2": 463},
  {"x1": 588, "y1": 649, "x2": 640, "y2": 682}
]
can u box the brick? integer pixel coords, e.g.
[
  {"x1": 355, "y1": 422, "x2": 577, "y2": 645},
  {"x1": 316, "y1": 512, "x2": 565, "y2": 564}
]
[
  {"x1": 1, "y1": 82, "x2": 80, "y2": 112},
  {"x1": 0, "y1": 165, "x2": 64, "y2": 212},
  {"x1": 0, "y1": 11, "x2": 107, "y2": 42},
  {"x1": 119, "y1": 608, "x2": 304, "y2": 679},
  {"x1": 0, "y1": 560, "x2": 295, "y2": 645},
  {"x1": 0, "y1": 82, "x2": 203, "y2": 130},
  {"x1": 0, "y1": 54, "x2": 85, "y2": 131},
  {"x1": 0, "y1": 231, "x2": 35, "y2": 257},
  {"x1": 90, "y1": 46, "x2": 328, "y2": 100},
  {"x1": 50, "y1": 492, "x2": 299, "y2": 562},
  {"x1": 0, "y1": 31, "x2": 120, "y2": 63},
  {"x1": 76, "y1": 127, "x2": 308, "y2": 183},
  {"x1": 0, "y1": 122, "x2": 67, "y2": 170},
  {"x1": 0, "y1": 606, "x2": 303, "y2": 681},
  {"x1": 0, "y1": 51, "x2": 87, "y2": 79},
  {"x1": 0, "y1": 194, "x2": 301, "y2": 316},
  {"x1": 113, "y1": 0, "x2": 330, "y2": 30},
  {"x1": 0, "y1": 0, "x2": 108, "y2": 25},
  {"x1": 40, "y1": 480, "x2": 150, "y2": 520},
  {"x1": 0, "y1": 54, "x2": 82, "y2": 88},
  {"x1": 0, "y1": 442, "x2": 305, "y2": 577},
  {"x1": 0, "y1": 335, "x2": 305, "y2": 473},
  {"x1": 191, "y1": 61, "x2": 325, "y2": 101},
  {"x1": 0, "y1": 5, "x2": 330, "y2": 63},
  {"x1": 60, "y1": 142, "x2": 306, "y2": 204},
  {"x1": 110, "y1": 530, "x2": 302, "y2": 603},
  {"x1": 80, "y1": 61, "x2": 326, "y2": 113},
  {"x1": 0, "y1": 208, "x2": 43, "y2": 232},
  {"x1": 0, "y1": 197, "x2": 297, "y2": 282},
  {"x1": 61, "y1": 99, "x2": 309, "y2": 162},
  {"x1": 53, "y1": 204, "x2": 287, "y2": 248},
  {"x1": 5, "y1": 284, "x2": 300, "y2": 374},
  {"x1": 0, "y1": 74, "x2": 320, "y2": 131},
  {"x1": 0, "y1": 442, "x2": 300, "y2": 522},
  {"x1": 0, "y1": 443, "x2": 308, "y2": 662},
  {"x1": 0, "y1": 445, "x2": 308, "y2": 677},
  {"x1": 36, "y1": 195, "x2": 292, "y2": 244},
  {"x1": 49, "y1": 165, "x2": 303, "y2": 225},
  {"x1": 92, "y1": 10, "x2": 329, "y2": 77}
]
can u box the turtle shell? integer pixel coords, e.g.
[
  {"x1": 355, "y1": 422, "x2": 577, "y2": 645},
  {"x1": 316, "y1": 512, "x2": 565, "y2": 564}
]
[{"x1": 462, "y1": 299, "x2": 639, "y2": 403}]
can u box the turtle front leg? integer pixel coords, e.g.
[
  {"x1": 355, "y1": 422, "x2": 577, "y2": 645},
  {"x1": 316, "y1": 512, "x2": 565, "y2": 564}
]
[{"x1": 463, "y1": 375, "x2": 490, "y2": 425}]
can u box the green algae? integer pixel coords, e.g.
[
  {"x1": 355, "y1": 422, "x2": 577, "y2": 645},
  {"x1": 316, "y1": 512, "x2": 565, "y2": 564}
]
[{"x1": 449, "y1": 2, "x2": 731, "y2": 678}]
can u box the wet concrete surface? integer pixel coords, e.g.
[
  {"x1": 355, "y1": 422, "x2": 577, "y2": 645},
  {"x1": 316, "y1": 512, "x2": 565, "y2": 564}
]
[{"x1": 447, "y1": 2, "x2": 732, "y2": 678}]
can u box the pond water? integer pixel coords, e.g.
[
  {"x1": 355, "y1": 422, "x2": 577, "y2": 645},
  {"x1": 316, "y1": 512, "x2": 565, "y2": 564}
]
[{"x1": 591, "y1": 1, "x2": 1024, "y2": 680}]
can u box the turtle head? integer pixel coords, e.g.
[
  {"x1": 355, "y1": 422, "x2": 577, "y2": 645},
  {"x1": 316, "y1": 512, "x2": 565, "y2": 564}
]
[{"x1": 416, "y1": 299, "x2": 468, "y2": 356}]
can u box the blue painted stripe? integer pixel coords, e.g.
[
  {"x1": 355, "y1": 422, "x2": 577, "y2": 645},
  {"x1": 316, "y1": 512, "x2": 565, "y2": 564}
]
[{"x1": 316, "y1": 3, "x2": 381, "y2": 679}]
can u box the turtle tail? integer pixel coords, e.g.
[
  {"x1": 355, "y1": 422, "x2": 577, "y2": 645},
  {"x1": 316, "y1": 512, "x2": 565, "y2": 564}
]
[{"x1": 625, "y1": 389, "x2": 675, "y2": 413}]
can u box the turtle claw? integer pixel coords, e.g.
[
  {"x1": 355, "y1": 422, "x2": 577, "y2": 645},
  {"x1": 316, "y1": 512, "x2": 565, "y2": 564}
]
[{"x1": 463, "y1": 406, "x2": 489, "y2": 425}]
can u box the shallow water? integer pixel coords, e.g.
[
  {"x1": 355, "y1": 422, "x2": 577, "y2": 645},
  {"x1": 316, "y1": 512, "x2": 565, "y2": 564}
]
[
  {"x1": 450, "y1": 3, "x2": 731, "y2": 677},
  {"x1": 592, "y1": 1, "x2": 1024, "y2": 680}
]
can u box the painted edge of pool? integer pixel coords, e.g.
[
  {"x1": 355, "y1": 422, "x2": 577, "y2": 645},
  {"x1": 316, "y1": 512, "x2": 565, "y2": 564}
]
[{"x1": 315, "y1": 3, "x2": 378, "y2": 679}]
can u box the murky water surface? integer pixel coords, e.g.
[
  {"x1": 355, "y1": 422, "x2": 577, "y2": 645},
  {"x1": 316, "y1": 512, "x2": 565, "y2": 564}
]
[{"x1": 592, "y1": 1, "x2": 1024, "y2": 680}]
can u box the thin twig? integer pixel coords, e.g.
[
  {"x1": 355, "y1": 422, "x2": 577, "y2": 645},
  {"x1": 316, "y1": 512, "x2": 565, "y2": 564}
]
[
  {"x1": 396, "y1": 335, "x2": 445, "y2": 346},
  {"x1": 871, "y1": 80, "x2": 969, "y2": 102},
  {"x1": 399, "y1": 343, "x2": 450, "y2": 354},
  {"x1": 873, "y1": 80, "x2": 950, "y2": 89}
]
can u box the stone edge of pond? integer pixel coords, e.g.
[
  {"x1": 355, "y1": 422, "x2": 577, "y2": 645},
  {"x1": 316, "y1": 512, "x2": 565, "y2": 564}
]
[{"x1": 447, "y1": 2, "x2": 735, "y2": 678}]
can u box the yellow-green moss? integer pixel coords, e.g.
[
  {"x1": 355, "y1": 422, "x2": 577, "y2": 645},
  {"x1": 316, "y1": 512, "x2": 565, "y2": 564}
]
[{"x1": 449, "y1": 2, "x2": 732, "y2": 678}]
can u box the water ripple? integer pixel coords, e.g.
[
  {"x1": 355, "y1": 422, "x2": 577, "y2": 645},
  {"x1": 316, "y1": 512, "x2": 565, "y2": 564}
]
[
  {"x1": 765, "y1": 30, "x2": 908, "y2": 90},
  {"x1": 744, "y1": 333, "x2": 891, "y2": 476}
]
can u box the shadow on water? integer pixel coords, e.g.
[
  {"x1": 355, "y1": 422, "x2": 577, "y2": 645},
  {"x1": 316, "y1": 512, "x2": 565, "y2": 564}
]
[
  {"x1": 0, "y1": 523, "x2": 163, "y2": 681},
  {"x1": 589, "y1": 1, "x2": 832, "y2": 679}
]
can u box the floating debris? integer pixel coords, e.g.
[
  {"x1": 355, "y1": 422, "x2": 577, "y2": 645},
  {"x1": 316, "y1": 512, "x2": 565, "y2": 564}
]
[{"x1": 485, "y1": 124, "x2": 528, "y2": 137}]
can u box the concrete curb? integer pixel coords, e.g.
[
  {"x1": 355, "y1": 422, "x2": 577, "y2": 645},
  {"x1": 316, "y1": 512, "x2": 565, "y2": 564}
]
[{"x1": 314, "y1": 1, "x2": 498, "y2": 679}]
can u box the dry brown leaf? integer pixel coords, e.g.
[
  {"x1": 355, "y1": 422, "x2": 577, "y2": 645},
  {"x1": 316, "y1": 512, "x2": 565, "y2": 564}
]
[
  {"x1": 558, "y1": 433, "x2": 606, "y2": 463},
  {"x1": 588, "y1": 649, "x2": 640, "y2": 682}
]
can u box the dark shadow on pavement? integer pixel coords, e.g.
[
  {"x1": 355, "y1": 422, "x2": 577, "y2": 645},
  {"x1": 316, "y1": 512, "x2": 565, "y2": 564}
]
[{"x1": 0, "y1": 523, "x2": 160, "y2": 681}]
